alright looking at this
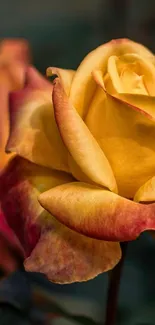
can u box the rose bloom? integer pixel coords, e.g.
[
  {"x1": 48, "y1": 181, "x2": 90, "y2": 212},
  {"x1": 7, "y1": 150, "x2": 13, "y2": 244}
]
[
  {"x1": 0, "y1": 39, "x2": 30, "y2": 170},
  {"x1": 0, "y1": 39, "x2": 30, "y2": 273},
  {"x1": 1, "y1": 38, "x2": 155, "y2": 283}
]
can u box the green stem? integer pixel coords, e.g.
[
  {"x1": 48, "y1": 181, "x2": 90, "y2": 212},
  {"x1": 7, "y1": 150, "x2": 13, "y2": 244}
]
[{"x1": 104, "y1": 242, "x2": 128, "y2": 325}]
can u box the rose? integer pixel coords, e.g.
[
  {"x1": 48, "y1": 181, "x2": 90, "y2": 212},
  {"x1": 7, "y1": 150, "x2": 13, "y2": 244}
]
[
  {"x1": 0, "y1": 39, "x2": 30, "y2": 170},
  {"x1": 0, "y1": 39, "x2": 30, "y2": 274},
  {"x1": 2, "y1": 39, "x2": 155, "y2": 284}
]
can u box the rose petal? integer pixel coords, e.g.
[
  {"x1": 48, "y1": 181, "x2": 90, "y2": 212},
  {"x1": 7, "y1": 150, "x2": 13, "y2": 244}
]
[
  {"x1": 0, "y1": 157, "x2": 120, "y2": 283},
  {"x1": 46, "y1": 67, "x2": 75, "y2": 96},
  {"x1": 107, "y1": 53, "x2": 155, "y2": 96},
  {"x1": 7, "y1": 67, "x2": 71, "y2": 172},
  {"x1": 70, "y1": 38, "x2": 154, "y2": 117},
  {"x1": 134, "y1": 177, "x2": 155, "y2": 203},
  {"x1": 0, "y1": 155, "x2": 74, "y2": 257},
  {"x1": 85, "y1": 71, "x2": 155, "y2": 198},
  {"x1": 39, "y1": 182, "x2": 155, "y2": 241},
  {"x1": 0, "y1": 208, "x2": 24, "y2": 259},
  {"x1": 52, "y1": 78, "x2": 117, "y2": 193},
  {"x1": 25, "y1": 217, "x2": 121, "y2": 284},
  {"x1": 0, "y1": 39, "x2": 31, "y2": 64},
  {"x1": 0, "y1": 157, "x2": 41, "y2": 257},
  {"x1": 0, "y1": 39, "x2": 31, "y2": 172}
]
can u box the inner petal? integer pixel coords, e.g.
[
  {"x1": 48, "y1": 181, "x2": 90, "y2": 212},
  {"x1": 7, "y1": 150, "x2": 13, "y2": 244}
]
[
  {"x1": 106, "y1": 54, "x2": 149, "y2": 96},
  {"x1": 120, "y1": 69, "x2": 148, "y2": 95}
]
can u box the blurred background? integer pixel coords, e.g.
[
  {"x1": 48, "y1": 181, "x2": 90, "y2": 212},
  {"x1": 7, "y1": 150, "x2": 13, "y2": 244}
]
[{"x1": 1, "y1": 0, "x2": 155, "y2": 324}]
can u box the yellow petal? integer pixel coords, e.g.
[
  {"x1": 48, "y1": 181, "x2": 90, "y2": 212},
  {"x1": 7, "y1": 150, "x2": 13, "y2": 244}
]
[
  {"x1": 70, "y1": 39, "x2": 155, "y2": 117},
  {"x1": 39, "y1": 182, "x2": 155, "y2": 241},
  {"x1": 52, "y1": 78, "x2": 117, "y2": 192},
  {"x1": 106, "y1": 53, "x2": 155, "y2": 96},
  {"x1": 7, "y1": 67, "x2": 71, "y2": 172},
  {"x1": 134, "y1": 177, "x2": 155, "y2": 203},
  {"x1": 86, "y1": 72, "x2": 155, "y2": 198}
]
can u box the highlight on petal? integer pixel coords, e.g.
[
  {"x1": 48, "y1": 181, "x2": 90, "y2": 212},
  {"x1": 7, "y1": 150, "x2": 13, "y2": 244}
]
[
  {"x1": 46, "y1": 67, "x2": 75, "y2": 96},
  {"x1": 25, "y1": 217, "x2": 121, "y2": 284},
  {"x1": 85, "y1": 71, "x2": 155, "y2": 198},
  {"x1": 134, "y1": 177, "x2": 155, "y2": 203},
  {"x1": 0, "y1": 156, "x2": 120, "y2": 283},
  {"x1": 7, "y1": 67, "x2": 70, "y2": 172},
  {"x1": 70, "y1": 38, "x2": 155, "y2": 117},
  {"x1": 52, "y1": 78, "x2": 117, "y2": 193},
  {"x1": 39, "y1": 182, "x2": 155, "y2": 242}
]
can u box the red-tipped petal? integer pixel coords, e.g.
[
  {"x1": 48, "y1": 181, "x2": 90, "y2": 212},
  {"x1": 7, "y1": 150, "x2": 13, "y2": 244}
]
[
  {"x1": 25, "y1": 218, "x2": 121, "y2": 284},
  {"x1": 0, "y1": 157, "x2": 120, "y2": 283},
  {"x1": 39, "y1": 182, "x2": 155, "y2": 242}
]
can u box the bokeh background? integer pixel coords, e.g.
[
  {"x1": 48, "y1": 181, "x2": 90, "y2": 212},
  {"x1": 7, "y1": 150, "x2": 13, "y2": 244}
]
[{"x1": 1, "y1": 0, "x2": 155, "y2": 324}]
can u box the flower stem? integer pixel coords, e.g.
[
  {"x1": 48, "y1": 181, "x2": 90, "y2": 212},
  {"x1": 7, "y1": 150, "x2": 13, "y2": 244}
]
[{"x1": 104, "y1": 242, "x2": 128, "y2": 325}]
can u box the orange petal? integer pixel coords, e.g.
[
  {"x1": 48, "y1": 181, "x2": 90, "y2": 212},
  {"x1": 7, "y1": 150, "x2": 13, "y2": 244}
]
[
  {"x1": 25, "y1": 218, "x2": 121, "y2": 284},
  {"x1": 70, "y1": 38, "x2": 154, "y2": 117},
  {"x1": 7, "y1": 67, "x2": 70, "y2": 172},
  {"x1": 52, "y1": 78, "x2": 117, "y2": 192},
  {"x1": 39, "y1": 182, "x2": 155, "y2": 241}
]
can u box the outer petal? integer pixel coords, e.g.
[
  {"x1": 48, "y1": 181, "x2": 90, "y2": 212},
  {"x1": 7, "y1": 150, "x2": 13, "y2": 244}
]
[
  {"x1": 0, "y1": 157, "x2": 121, "y2": 283},
  {"x1": 25, "y1": 218, "x2": 121, "y2": 284},
  {"x1": 52, "y1": 78, "x2": 117, "y2": 193},
  {"x1": 39, "y1": 182, "x2": 155, "y2": 241},
  {"x1": 0, "y1": 157, "x2": 41, "y2": 257},
  {"x1": 85, "y1": 71, "x2": 155, "y2": 198},
  {"x1": 0, "y1": 208, "x2": 24, "y2": 275},
  {"x1": 7, "y1": 67, "x2": 71, "y2": 172},
  {"x1": 70, "y1": 38, "x2": 155, "y2": 117},
  {"x1": 0, "y1": 156, "x2": 74, "y2": 257}
]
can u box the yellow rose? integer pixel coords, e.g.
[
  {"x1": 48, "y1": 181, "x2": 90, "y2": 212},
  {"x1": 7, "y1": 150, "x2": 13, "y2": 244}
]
[{"x1": 3, "y1": 39, "x2": 155, "y2": 283}]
